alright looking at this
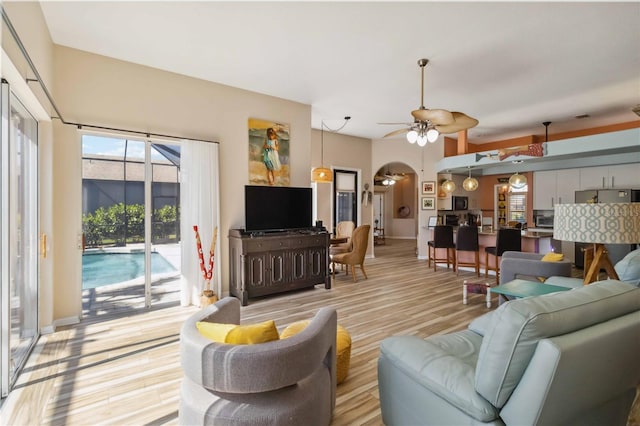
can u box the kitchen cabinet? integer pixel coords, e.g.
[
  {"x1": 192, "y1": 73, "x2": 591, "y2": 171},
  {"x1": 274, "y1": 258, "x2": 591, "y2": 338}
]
[
  {"x1": 579, "y1": 163, "x2": 640, "y2": 190},
  {"x1": 533, "y1": 169, "x2": 579, "y2": 209}
]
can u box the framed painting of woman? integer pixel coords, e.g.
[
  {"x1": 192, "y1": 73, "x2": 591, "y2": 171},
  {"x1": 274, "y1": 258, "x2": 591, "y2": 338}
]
[{"x1": 248, "y1": 118, "x2": 290, "y2": 186}]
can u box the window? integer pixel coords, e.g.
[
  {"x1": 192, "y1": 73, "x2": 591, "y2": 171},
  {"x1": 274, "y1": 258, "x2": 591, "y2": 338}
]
[{"x1": 508, "y1": 186, "x2": 527, "y2": 222}]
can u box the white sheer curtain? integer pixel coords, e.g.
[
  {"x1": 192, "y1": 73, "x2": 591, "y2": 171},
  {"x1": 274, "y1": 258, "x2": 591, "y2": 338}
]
[{"x1": 180, "y1": 140, "x2": 220, "y2": 306}]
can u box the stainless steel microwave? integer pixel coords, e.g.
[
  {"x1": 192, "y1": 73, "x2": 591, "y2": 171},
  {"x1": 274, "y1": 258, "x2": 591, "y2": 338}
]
[
  {"x1": 452, "y1": 196, "x2": 468, "y2": 210},
  {"x1": 535, "y1": 216, "x2": 554, "y2": 228}
]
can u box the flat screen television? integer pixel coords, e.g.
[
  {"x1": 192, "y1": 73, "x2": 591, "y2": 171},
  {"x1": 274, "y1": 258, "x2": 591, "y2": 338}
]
[{"x1": 245, "y1": 185, "x2": 313, "y2": 232}]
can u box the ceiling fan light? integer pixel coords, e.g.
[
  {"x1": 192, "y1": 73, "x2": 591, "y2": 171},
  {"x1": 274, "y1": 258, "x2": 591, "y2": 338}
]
[
  {"x1": 426, "y1": 128, "x2": 439, "y2": 143},
  {"x1": 509, "y1": 172, "x2": 527, "y2": 189},
  {"x1": 382, "y1": 178, "x2": 396, "y2": 186},
  {"x1": 463, "y1": 176, "x2": 479, "y2": 191},
  {"x1": 442, "y1": 179, "x2": 456, "y2": 194},
  {"x1": 406, "y1": 130, "x2": 418, "y2": 143},
  {"x1": 417, "y1": 134, "x2": 428, "y2": 147}
]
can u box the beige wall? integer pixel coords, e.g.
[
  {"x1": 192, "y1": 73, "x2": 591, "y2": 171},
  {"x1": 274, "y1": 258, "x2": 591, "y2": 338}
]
[
  {"x1": 50, "y1": 46, "x2": 312, "y2": 320},
  {"x1": 311, "y1": 128, "x2": 374, "y2": 255},
  {"x1": 4, "y1": 2, "x2": 314, "y2": 325}
]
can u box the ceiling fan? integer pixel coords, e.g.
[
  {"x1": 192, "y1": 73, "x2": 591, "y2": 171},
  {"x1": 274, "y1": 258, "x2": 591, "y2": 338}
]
[
  {"x1": 374, "y1": 171, "x2": 406, "y2": 186},
  {"x1": 381, "y1": 59, "x2": 479, "y2": 146}
]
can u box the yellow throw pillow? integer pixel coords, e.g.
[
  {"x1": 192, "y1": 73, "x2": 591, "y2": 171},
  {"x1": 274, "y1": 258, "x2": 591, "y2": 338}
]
[
  {"x1": 196, "y1": 320, "x2": 279, "y2": 345},
  {"x1": 541, "y1": 252, "x2": 564, "y2": 262}
]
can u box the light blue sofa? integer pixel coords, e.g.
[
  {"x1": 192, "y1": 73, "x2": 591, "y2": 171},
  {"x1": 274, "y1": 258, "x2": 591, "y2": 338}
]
[{"x1": 378, "y1": 280, "x2": 640, "y2": 425}]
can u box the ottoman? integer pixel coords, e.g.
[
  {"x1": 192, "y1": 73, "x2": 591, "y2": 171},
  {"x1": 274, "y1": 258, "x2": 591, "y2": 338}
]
[
  {"x1": 281, "y1": 320, "x2": 352, "y2": 384},
  {"x1": 463, "y1": 280, "x2": 491, "y2": 308}
]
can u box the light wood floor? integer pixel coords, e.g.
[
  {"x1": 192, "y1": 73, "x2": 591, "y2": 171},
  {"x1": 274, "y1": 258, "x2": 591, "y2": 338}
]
[{"x1": 3, "y1": 239, "x2": 638, "y2": 425}]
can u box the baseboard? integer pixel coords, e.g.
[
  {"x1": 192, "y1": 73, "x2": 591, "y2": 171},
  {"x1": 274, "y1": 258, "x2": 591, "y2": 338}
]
[{"x1": 41, "y1": 315, "x2": 80, "y2": 334}]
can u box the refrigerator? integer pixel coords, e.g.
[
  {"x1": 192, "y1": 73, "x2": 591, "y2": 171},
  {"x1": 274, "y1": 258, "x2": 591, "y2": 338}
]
[{"x1": 574, "y1": 189, "x2": 640, "y2": 268}]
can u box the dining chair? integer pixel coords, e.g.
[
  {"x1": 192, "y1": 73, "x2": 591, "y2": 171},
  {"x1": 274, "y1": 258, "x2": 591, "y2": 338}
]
[
  {"x1": 332, "y1": 224, "x2": 370, "y2": 283},
  {"x1": 485, "y1": 227, "x2": 522, "y2": 284},
  {"x1": 455, "y1": 225, "x2": 480, "y2": 276},
  {"x1": 427, "y1": 225, "x2": 456, "y2": 272},
  {"x1": 330, "y1": 221, "x2": 356, "y2": 256}
]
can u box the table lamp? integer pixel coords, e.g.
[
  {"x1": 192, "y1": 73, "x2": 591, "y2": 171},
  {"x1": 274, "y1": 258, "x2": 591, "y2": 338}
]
[{"x1": 554, "y1": 203, "x2": 640, "y2": 284}]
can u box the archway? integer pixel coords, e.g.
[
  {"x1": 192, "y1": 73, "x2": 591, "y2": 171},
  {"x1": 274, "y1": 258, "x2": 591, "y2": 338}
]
[{"x1": 373, "y1": 162, "x2": 419, "y2": 256}]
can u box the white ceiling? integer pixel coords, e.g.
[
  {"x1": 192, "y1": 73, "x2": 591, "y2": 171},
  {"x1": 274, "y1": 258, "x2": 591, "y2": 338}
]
[{"x1": 38, "y1": 1, "x2": 640, "y2": 143}]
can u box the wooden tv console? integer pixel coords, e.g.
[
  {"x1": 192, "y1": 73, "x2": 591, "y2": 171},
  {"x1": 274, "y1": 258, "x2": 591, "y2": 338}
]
[{"x1": 228, "y1": 228, "x2": 331, "y2": 306}]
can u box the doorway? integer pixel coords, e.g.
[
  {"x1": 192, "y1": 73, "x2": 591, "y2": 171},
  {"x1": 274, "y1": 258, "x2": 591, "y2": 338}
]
[
  {"x1": 81, "y1": 134, "x2": 182, "y2": 316},
  {"x1": 333, "y1": 169, "x2": 358, "y2": 234}
]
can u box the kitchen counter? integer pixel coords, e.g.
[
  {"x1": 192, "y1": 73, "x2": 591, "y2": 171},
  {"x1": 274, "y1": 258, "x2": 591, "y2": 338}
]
[
  {"x1": 428, "y1": 227, "x2": 554, "y2": 273},
  {"x1": 477, "y1": 230, "x2": 553, "y2": 238}
]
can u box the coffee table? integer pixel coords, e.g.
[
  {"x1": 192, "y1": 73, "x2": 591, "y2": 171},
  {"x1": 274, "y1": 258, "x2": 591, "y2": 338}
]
[{"x1": 490, "y1": 278, "x2": 571, "y2": 305}]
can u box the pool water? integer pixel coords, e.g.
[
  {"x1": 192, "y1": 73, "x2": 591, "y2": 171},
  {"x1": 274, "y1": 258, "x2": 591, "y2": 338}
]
[{"x1": 82, "y1": 252, "x2": 178, "y2": 289}]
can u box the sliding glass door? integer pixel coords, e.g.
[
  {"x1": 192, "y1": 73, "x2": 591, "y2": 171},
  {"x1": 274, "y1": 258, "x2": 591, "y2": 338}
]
[
  {"x1": 81, "y1": 135, "x2": 181, "y2": 315},
  {"x1": 1, "y1": 83, "x2": 39, "y2": 397}
]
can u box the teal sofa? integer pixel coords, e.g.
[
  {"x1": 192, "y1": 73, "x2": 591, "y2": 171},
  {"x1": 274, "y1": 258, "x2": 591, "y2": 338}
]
[{"x1": 378, "y1": 280, "x2": 640, "y2": 425}]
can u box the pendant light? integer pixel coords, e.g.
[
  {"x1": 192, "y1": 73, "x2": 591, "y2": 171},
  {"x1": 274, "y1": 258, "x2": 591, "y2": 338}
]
[
  {"x1": 441, "y1": 178, "x2": 456, "y2": 194},
  {"x1": 311, "y1": 117, "x2": 350, "y2": 183},
  {"x1": 509, "y1": 171, "x2": 527, "y2": 189},
  {"x1": 463, "y1": 167, "x2": 479, "y2": 191}
]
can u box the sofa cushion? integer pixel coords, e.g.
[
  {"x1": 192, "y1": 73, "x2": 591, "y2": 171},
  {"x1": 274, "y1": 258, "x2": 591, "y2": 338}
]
[
  {"x1": 614, "y1": 248, "x2": 640, "y2": 286},
  {"x1": 541, "y1": 252, "x2": 564, "y2": 262},
  {"x1": 475, "y1": 280, "x2": 640, "y2": 408},
  {"x1": 196, "y1": 319, "x2": 280, "y2": 344},
  {"x1": 380, "y1": 331, "x2": 499, "y2": 422}
]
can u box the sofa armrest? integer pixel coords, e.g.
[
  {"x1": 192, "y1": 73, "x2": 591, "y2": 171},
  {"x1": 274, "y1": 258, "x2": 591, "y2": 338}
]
[
  {"x1": 500, "y1": 257, "x2": 572, "y2": 285},
  {"x1": 501, "y1": 251, "x2": 544, "y2": 261}
]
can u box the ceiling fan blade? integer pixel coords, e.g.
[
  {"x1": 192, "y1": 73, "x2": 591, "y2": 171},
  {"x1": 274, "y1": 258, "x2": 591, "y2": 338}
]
[
  {"x1": 377, "y1": 122, "x2": 413, "y2": 125},
  {"x1": 411, "y1": 108, "x2": 455, "y2": 125},
  {"x1": 435, "y1": 112, "x2": 479, "y2": 133},
  {"x1": 383, "y1": 128, "x2": 410, "y2": 138}
]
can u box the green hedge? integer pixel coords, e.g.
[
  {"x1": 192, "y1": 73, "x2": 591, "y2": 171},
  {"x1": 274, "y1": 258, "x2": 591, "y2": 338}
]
[{"x1": 83, "y1": 203, "x2": 179, "y2": 247}]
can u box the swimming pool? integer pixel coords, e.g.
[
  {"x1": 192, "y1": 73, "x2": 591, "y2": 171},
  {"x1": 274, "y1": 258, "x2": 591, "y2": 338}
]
[{"x1": 82, "y1": 251, "x2": 178, "y2": 289}]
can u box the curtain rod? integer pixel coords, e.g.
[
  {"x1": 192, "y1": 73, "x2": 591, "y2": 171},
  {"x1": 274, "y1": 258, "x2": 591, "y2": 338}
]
[{"x1": 1, "y1": 6, "x2": 219, "y2": 145}]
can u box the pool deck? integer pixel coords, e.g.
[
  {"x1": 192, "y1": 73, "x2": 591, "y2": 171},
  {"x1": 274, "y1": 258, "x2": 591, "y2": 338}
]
[{"x1": 82, "y1": 243, "x2": 182, "y2": 318}]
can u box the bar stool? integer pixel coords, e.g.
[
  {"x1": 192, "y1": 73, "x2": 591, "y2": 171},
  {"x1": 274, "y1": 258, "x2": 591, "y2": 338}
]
[
  {"x1": 427, "y1": 225, "x2": 456, "y2": 272},
  {"x1": 455, "y1": 225, "x2": 480, "y2": 276},
  {"x1": 484, "y1": 227, "x2": 522, "y2": 284}
]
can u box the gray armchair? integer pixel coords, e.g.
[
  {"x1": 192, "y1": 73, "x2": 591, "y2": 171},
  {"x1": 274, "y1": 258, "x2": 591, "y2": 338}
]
[
  {"x1": 499, "y1": 250, "x2": 572, "y2": 285},
  {"x1": 180, "y1": 297, "x2": 337, "y2": 425},
  {"x1": 378, "y1": 280, "x2": 640, "y2": 425}
]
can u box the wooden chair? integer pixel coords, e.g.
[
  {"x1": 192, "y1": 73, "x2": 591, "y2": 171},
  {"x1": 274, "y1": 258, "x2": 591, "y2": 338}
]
[
  {"x1": 485, "y1": 227, "x2": 522, "y2": 284},
  {"x1": 332, "y1": 225, "x2": 370, "y2": 283},
  {"x1": 455, "y1": 225, "x2": 480, "y2": 276},
  {"x1": 427, "y1": 225, "x2": 456, "y2": 272},
  {"x1": 330, "y1": 221, "x2": 355, "y2": 256}
]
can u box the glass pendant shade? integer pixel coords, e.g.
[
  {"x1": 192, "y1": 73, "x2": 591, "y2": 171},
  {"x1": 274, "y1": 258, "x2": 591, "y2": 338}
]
[
  {"x1": 426, "y1": 128, "x2": 439, "y2": 143},
  {"x1": 442, "y1": 179, "x2": 456, "y2": 193},
  {"x1": 463, "y1": 176, "x2": 479, "y2": 191},
  {"x1": 509, "y1": 172, "x2": 527, "y2": 189},
  {"x1": 406, "y1": 130, "x2": 418, "y2": 143},
  {"x1": 417, "y1": 134, "x2": 428, "y2": 147},
  {"x1": 311, "y1": 167, "x2": 333, "y2": 183}
]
